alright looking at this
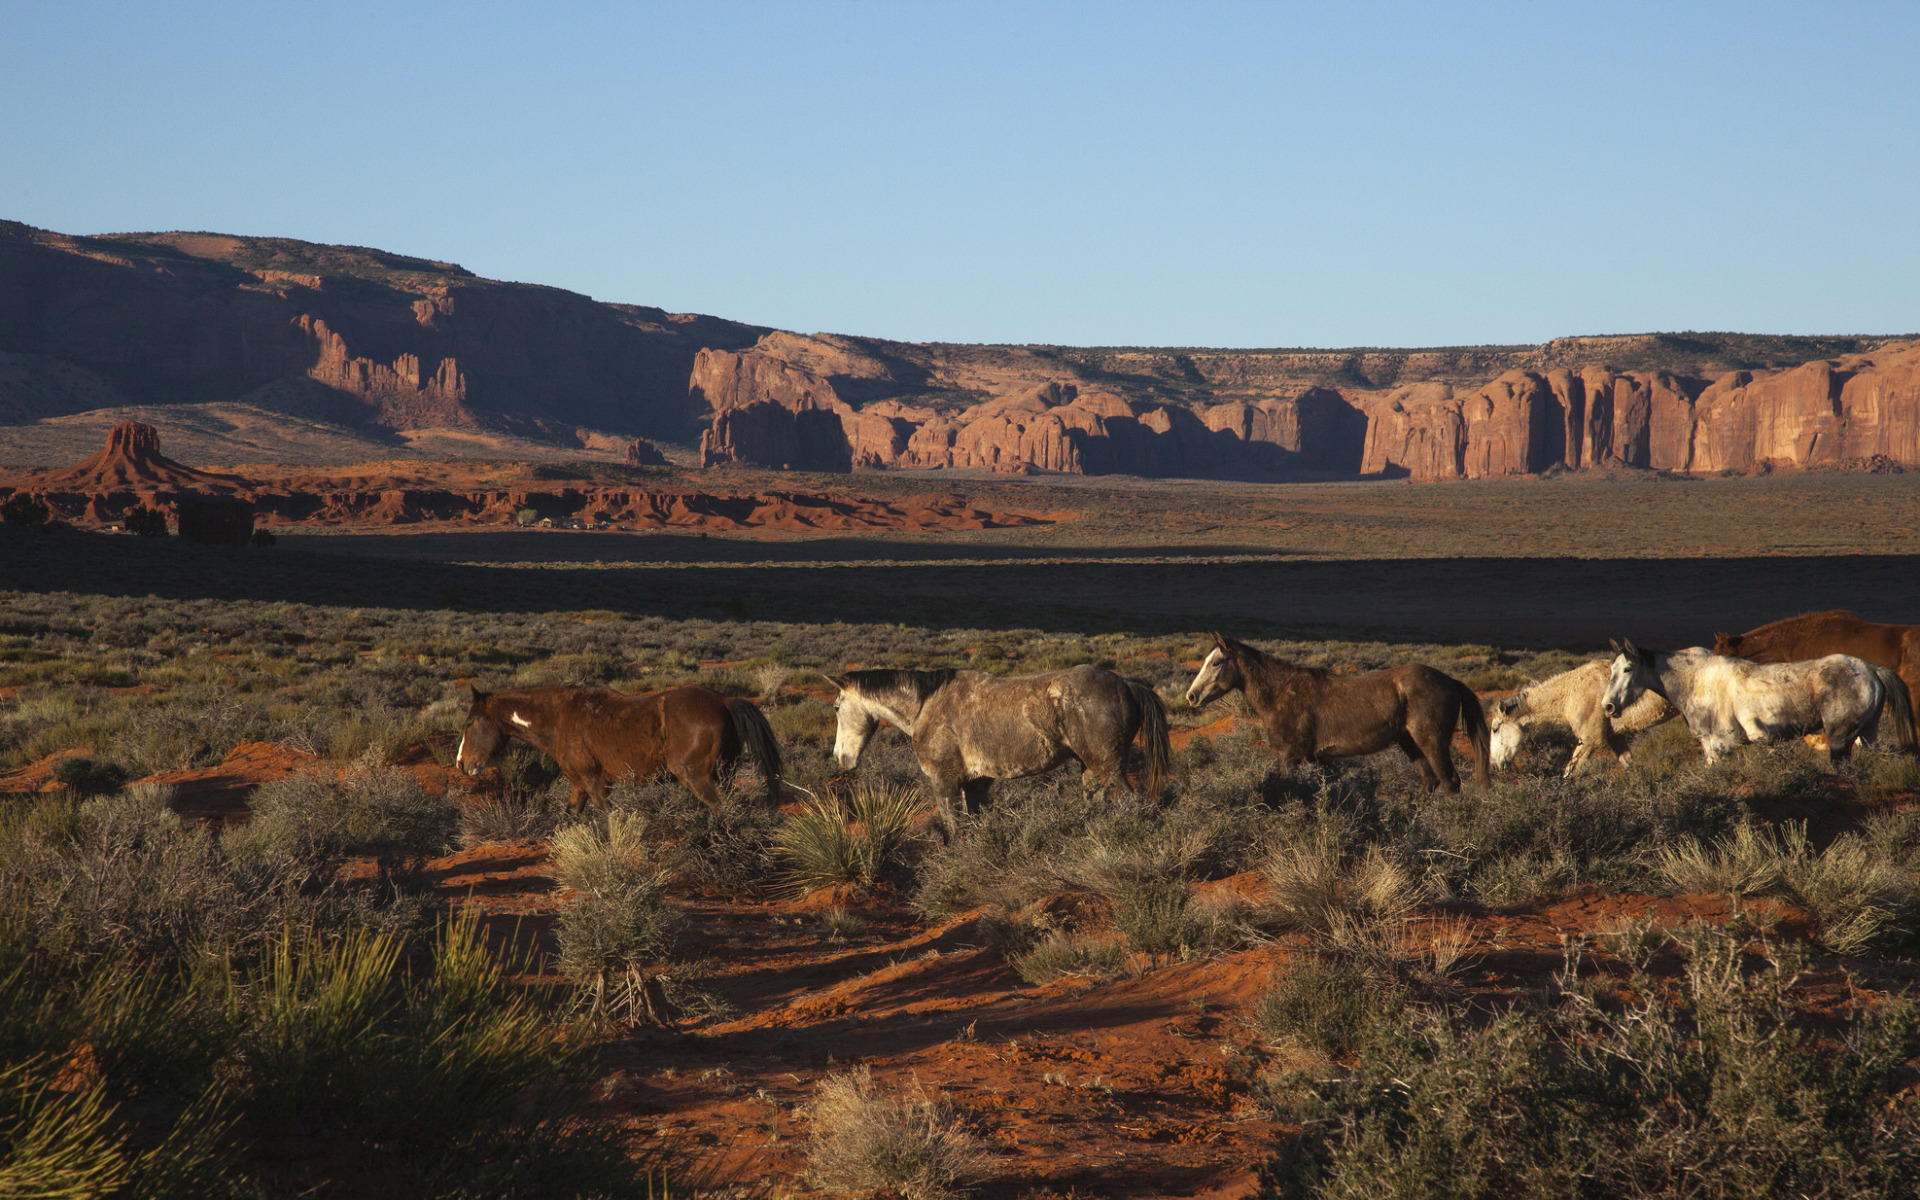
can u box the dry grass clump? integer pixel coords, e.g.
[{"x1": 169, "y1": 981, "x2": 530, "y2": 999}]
[
  {"x1": 1659, "y1": 821, "x2": 1918, "y2": 954},
  {"x1": 550, "y1": 811, "x2": 687, "y2": 1024},
  {"x1": 807, "y1": 1066, "x2": 984, "y2": 1200}
]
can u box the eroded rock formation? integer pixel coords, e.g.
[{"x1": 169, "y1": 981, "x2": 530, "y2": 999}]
[
  {"x1": 0, "y1": 221, "x2": 767, "y2": 440},
  {"x1": 0, "y1": 423, "x2": 1046, "y2": 533},
  {"x1": 696, "y1": 334, "x2": 1920, "y2": 481}
]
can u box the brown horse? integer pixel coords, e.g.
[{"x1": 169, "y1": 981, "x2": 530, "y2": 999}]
[
  {"x1": 1185, "y1": 633, "x2": 1491, "y2": 791},
  {"x1": 1714, "y1": 610, "x2": 1920, "y2": 746},
  {"x1": 456, "y1": 685, "x2": 782, "y2": 810}
]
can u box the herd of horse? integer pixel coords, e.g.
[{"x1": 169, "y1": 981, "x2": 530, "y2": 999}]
[{"x1": 453, "y1": 610, "x2": 1920, "y2": 828}]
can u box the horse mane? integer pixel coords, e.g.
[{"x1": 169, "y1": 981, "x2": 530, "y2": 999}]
[
  {"x1": 845, "y1": 668, "x2": 957, "y2": 705},
  {"x1": 1219, "y1": 635, "x2": 1326, "y2": 690}
]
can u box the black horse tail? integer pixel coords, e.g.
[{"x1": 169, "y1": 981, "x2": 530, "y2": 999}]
[
  {"x1": 1454, "y1": 678, "x2": 1493, "y2": 788},
  {"x1": 1126, "y1": 679, "x2": 1170, "y2": 799},
  {"x1": 1871, "y1": 666, "x2": 1918, "y2": 753},
  {"x1": 725, "y1": 698, "x2": 784, "y2": 804}
]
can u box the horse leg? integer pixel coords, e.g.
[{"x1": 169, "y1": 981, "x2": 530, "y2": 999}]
[
  {"x1": 1562, "y1": 740, "x2": 1594, "y2": 779},
  {"x1": 960, "y1": 778, "x2": 993, "y2": 815},
  {"x1": 678, "y1": 764, "x2": 725, "y2": 809},
  {"x1": 1395, "y1": 733, "x2": 1442, "y2": 792},
  {"x1": 567, "y1": 782, "x2": 593, "y2": 812}
]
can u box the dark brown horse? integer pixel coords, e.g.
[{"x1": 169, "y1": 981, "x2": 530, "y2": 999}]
[
  {"x1": 456, "y1": 685, "x2": 782, "y2": 810},
  {"x1": 1185, "y1": 633, "x2": 1491, "y2": 790},
  {"x1": 1715, "y1": 610, "x2": 1920, "y2": 713}
]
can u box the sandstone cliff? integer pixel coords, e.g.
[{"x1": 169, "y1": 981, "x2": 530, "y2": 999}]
[
  {"x1": 0, "y1": 222, "x2": 767, "y2": 441},
  {"x1": 695, "y1": 332, "x2": 1920, "y2": 481}
]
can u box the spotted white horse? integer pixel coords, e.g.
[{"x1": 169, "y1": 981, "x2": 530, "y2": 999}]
[{"x1": 1601, "y1": 641, "x2": 1894, "y2": 769}]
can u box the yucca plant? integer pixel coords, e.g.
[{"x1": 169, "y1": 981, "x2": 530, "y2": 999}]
[{"x1": 773, "y1": 782, "x2": 926, "y2": 898}]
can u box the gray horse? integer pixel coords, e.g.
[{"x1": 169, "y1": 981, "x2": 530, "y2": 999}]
[
  {"x1": 1602, "y1": 641, "x2": 1894, "y2": 768},
  {"x1": 829, "y1": 665, "x2": 1169, "y2": 833}
]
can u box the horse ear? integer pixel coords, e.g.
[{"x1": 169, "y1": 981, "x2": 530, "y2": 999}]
[
  {"x1": 468, "y1": 686, "x2": 488, "y2": 703},
  {"x1": 824, "y1": 674, "x2": 847, "y2": 693},
  {"x1": 1622, "y1": 639, "x2": 1642, "y2": 662},
  {"x1": 1209, "y1": 631, "x2": 1228, "y2": 650},
  {"x1": 1609, "y1": 638, "x2": 1623, "y2": 655},
  {"x1": 1499, "y1": 695, "x2": 1520, "y2": 713}
]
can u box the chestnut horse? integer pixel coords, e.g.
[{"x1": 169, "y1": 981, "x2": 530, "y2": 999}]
[
  {"x1": 457, "y1": 685, "x2": 782, "y2": 810},
  {"x1": 1185, "y1": 633, "x2": 1490, "y2": 791},
  {"x1": 1715, "y1": 610, "x2": 1920, "y2": 746}
]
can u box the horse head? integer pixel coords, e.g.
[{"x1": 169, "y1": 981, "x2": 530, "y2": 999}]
[
  {"x1": 828, "y1": 672, "x2": 920, "y2": 770},
  {"x1": 1601, "y1": 640, "x2": 1657, "y2": 718},
  {"x1": 1185, "y1": 634, "x2": 1243, "y2": 708},
  {"x1": 456, "y1": 688, "x2": 506, "y2": 776}
]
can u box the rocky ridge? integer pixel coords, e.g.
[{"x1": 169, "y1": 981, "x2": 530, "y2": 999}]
[
  {"x1": 0, "y1": 422, "x2": 1047, "y2": 533},
  {"x1": 695, "y1": 333, "x2": 1920, "y2": 481},
  {"x1": 0, "y1": 221, "x2": 767, "y2": 442}
]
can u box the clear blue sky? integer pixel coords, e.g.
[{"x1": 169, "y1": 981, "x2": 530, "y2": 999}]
[{"x1": 4, "y1": 2, "x2": 1915, "y2": 348}]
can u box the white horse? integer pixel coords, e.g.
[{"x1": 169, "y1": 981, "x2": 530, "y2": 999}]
[
  {"x1": 1601, "y1": 641, "x2": 1886, "y2": 768},
  {"x1": 1490, "y1": 660, "x2": 1678, "y2": 777}
]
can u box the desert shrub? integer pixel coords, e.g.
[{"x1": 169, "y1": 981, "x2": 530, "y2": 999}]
[
  {"x1": 229, "y1": 765, "x2": 456, "y2": 885},
  {"x1": 1261, "y1": 925, "x2": 1920, "y2": 1200},
  {"x1": 550, "y1": 811, "x2": 686, "y2": 1023},
  {"x1": 235, "y1": 912, "x2": 660, "y2": 1196},
  {"x1": 1657, "y1": 822, "x2": 1789, "y2": 898},
  {"x1": 1779, "y1": 831, "x2": 1916, "y2": 955},
  {"x1": 1254, "y1": 959, "x2": 1405, "y2": 1061},
  {"x1": 767, "y1": 696, "x2": 837, "y2": 743},
  {"x1": 458, "y1": 788, "x2": 564, "y2": 848},
  {"x1": 1013, "y1": 929, "x2": 1129, "y2": 984},
  {"x1": 1066, "y1": 821, "x2": 1239, "y2": 960},
  {"x1": 815, "y1": 906, "x2": 867, "y2": 941},
  {"x1": 0, "y1": 785, "x2": 246, "y2": 962},
  {"x1": 605, "y1": 772, "x2": 783, "y2": 891},
  {"x1": 774, "y1": 783, "x2": 927, "y2": 898},
  {"x1": 0, "y1": 954, "x2": 237, "y2": 1199},
  {"x1": 807, "y1": 1065, "x2": 984, "y2": 1200},
  {"x1": 0, "y1": 492, "x2": 50, "y2": 526},
  {"x1": 1619, "y1": 718, "x2": 1701, "y2": 780},
  {"x1": 1856, "y1": 745, "x2": 1920, "y2": 801},
  {"x1": 126, "y1": 506, "x2": 168, "y2": 536},
  {"x1": 1659, "y1": 822, "x2": 1917, "y2": 955},
  {"x1": 50, "y1": 753, "x2": 130, "y2": 794}
]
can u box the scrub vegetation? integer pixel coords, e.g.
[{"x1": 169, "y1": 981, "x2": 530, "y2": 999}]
[{"x1": 3, "y1": 586, "x2": 1919, "y2": 1196}]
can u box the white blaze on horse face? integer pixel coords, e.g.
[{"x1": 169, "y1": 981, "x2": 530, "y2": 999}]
[
  {"x1": 832, "y1": 694, "x2": 878, "y2": 770},
  {"x1": 1186, "y1": 649, "x2": 1225, "y2": 707},
  {"x1": 1601, "y1": 654, "x2": 1639, "y2": 718},
  {"x1": 509, "y1": 711, "x2": 532, "y2": 730}
]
